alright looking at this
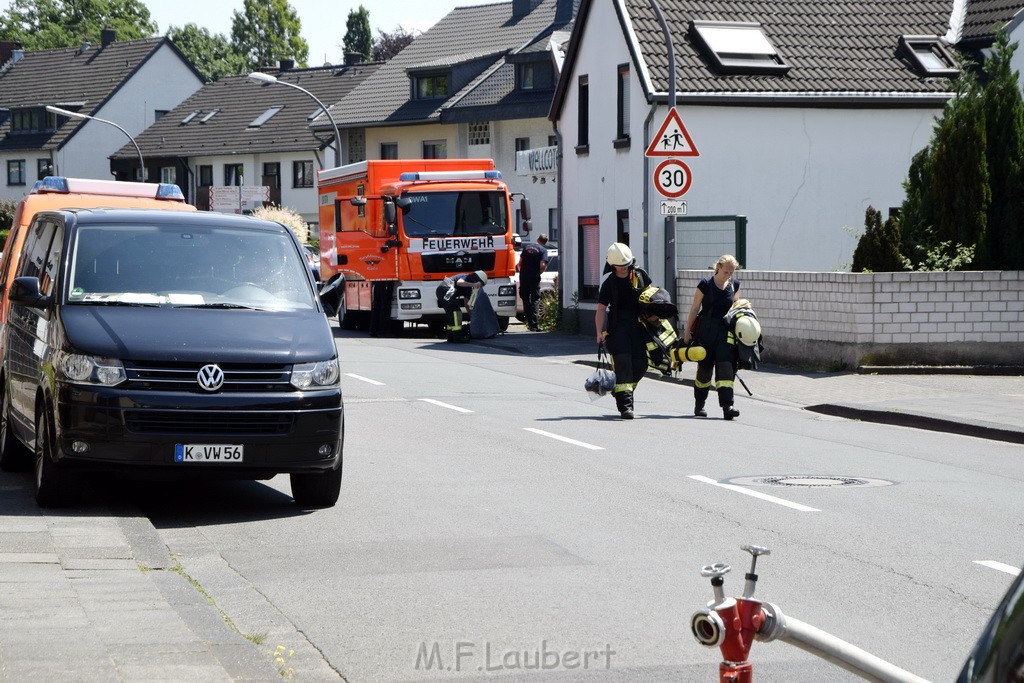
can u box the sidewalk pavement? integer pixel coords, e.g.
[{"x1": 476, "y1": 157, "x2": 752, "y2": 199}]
[{"x1": 2, "y1": 323, "x2": 1021, "y2": 682}]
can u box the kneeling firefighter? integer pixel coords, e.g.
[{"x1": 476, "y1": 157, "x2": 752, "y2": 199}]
[
  {"x1": 594, "y1": 243, "x2": 651, "y2": 419},
  {"x1": 638, "y1": 285, "x2": 707, "y2": 376},
  {"x1": 435, "y1": 270, "x2": 487, "y2": 342}
]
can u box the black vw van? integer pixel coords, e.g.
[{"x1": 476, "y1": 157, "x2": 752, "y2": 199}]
[{"x1": 0, "y1": 208, "x2": 344, "y2": 508}]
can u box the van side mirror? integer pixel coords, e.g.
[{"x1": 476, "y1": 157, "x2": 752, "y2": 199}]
[
  {"x1": 383, "y1": 200, "x2": 396, "y2": 226},
  {"x1": 318, "y1": 274, "x2": 343, "y2": 317},
  {"x1": 9, "y1": 276, "x2": 49, "y2": 308},
  {"x1": 520, "y1": 198, "x2": 532, "y2": 222}
]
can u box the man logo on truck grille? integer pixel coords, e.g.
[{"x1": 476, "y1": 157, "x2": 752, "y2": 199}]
[{"x1": 197, "y1": 364, "x2": 225, "y2": 392}]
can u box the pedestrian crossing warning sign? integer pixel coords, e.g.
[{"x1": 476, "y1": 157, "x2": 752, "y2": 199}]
[{"x1": 645, "y1": 108, "x2": 699, "y2": 157}]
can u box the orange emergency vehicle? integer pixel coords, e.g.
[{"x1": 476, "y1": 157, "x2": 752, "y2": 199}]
[{"x1": 317, "y1": 159, "x2": 528, "y2": 335}]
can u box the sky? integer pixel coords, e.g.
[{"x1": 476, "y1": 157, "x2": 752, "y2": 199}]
[{"x1": 0, "y1": 1, "x2": 510, "y2": 66}]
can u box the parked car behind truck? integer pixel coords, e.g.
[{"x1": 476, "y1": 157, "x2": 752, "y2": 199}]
[{"x1": 0, "y1": 208, "x2": 344, "y2": 508}]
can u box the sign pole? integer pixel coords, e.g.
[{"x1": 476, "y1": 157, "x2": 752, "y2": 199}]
[{"x1": 645, "y1": 0, "x2": 676, "y2": 285}]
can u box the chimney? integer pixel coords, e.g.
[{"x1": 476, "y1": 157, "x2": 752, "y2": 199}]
[
  {"x1": 344, "y1": 51, "x2": 364, "y2": 66},
  {"x1": 512, "y1": 0, "x2": 542, "y2": 18},
  {"x1": 101, "y1": 26, "x2": 116, "y2": 47},
  {"x1": 0, "y1": 41, "x2": 23, "y2": 65},
  {"x1": 279, "y1": 57, "x2": 295, "y2": 70}
]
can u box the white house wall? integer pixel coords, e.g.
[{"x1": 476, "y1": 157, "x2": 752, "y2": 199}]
[
  {"x1": 557, "y1": 0, "x2": 945, "y2": 307},
  {"x1": 51, "y1": 44, "x2": 202, "y2": 183}
]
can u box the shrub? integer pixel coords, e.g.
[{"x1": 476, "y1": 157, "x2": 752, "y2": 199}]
[
  {"x1": 250, "y1": 204, "x2": 310, "y2": 244},
  {"x1": 851, "y1": 206, "x2": 903, "y2": 272}
]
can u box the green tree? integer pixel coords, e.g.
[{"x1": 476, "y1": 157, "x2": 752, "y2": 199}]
[
  {"x1": 0, "y1": 0, "x2": 156, "y2": 50},
  {"x1": 230, "y1": 0, "x2": 309, "y2": 70},
  {"x1": 897, "y1": 147, "x2": 937, "y2": 267},
  {"x1": 167, "y1": 23, "x2": 246, "y2": 81},
  {"x1": 343, "y1": 6, "x2": 372, "y2": 62},
  {"x1": 852, "y1": 206, "x2": 903, "y2": 272},
  {"x1": 372, "y1": 25, "x2": 417, "y2": 62},
  {"x1": 980, "y1": 32, "x2": 1024, "y2": 269}
]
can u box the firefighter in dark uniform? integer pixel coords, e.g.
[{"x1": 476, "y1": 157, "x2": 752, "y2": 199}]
[
  {"x1": 436, "y1": 270, "x2": 487, "y2": 342},
  {"x1": 682, "y1": 254, "x2": 742, "y2": 420},
  {"x1": 594, "y1": 243, "x2": 650, "y2": 420}
]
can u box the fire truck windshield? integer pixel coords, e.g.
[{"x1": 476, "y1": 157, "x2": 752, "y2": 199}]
[{"x1": 400, "y1": 190, "x2": 507, "y2": 238}]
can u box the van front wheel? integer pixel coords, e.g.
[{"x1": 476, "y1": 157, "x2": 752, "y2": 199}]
[
  {"x1": 34, "y1": 413, "x2": 80, "y2": 508},
  {"x1": 290, "y1": 464, "x2": 342, "y2": 508}
]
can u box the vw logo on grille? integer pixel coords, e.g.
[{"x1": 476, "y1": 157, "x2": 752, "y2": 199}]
[{"x1": 197, "y1": 364, "x2": 225, "y2": 392}]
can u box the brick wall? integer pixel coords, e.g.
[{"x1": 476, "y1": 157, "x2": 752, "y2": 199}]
[{"x1": 675, "y1": 270, "x2": 1024, "y2": 369}]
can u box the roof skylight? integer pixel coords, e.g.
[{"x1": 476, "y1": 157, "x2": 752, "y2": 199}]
[
  {"x1": 200, "y1": 109, "x2": 219, "y2": 123},
  {"x1": 690, "y1": 21, "x2": 789, "y2": 75},
  {"x1": 900, "y1": 36, "x2": 959, "y2": 77},
  {"x1": 180, "y1": 110, "x2": 199, "y2": 124},
  {"x1": 248, "y1": 106, "x2": 282, "y2": 128}
]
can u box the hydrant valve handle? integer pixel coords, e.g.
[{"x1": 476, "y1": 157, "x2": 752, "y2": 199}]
[{"x1": 700, "y1": 563, "x2": 731, "y2": 579}]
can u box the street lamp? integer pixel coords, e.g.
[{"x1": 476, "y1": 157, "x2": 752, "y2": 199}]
[
  {"x1": 45, "y1": 105, "x2": 145, "y2": 181},
  {"x1": 248, "y1": 71, "x2": 342, "y2": 167}
]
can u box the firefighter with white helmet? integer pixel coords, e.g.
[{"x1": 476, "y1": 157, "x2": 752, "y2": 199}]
[
  {"x1": 594, "y1": 242, "x2": 651, "y2": 419},
  {"x1": 682, "y1": 254, "x2": 742, "y2": 420}
]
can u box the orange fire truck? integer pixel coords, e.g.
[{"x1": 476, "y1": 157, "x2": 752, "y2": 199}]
[{"x1": 317, "y1": 159, "x2": 529, "y2": 335}]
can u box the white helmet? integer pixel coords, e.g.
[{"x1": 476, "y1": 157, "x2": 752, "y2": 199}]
[
  {"x1": 734, "y1": 315, "x2": 762, "y2": 346},
  {"x1": 473, "y1": 270, "x2": 488, "y2": 285},
  {"x1": 606, "y1": 243, "x2": 635, "y2": 267}
]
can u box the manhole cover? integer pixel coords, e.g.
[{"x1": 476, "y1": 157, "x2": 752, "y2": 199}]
[{"x1": 726, "y1": 475, "x2": 893, "y2": 488}]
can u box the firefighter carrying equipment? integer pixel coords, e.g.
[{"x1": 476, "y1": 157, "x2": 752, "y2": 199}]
[
  {"x1": 638, "y1": 285, "x2": 678, "y2": 320},
  {"x1": 606, "y1": 242, "x2": 635, "y2": 267},
  {"x1": 725, "y1": 298, "x2": 764, "y2": 370}
]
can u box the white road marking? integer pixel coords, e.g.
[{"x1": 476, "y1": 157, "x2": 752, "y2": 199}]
[
  {"x1": 523, "y1": 428, "x2": 604, "y2": 450},
  {"x1": 345, "y1": 373, "x2": 385, "y2": 386},
  {"x1": 973, "y1": 560, "x2": 1021, "y2": 576},
  {"x1": 688, "y1": 475, "x2": 820, "y2": 512},
  {"x1": 419, "y1": 399, "x2": 474, "y2": 413}
]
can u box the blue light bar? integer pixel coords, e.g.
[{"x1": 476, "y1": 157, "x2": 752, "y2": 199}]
[
  {"x1": 398, "y1": 170, "x2": 503, "y2": 181},
  {"x1": 156, "y1": 184, "x2": 186, "y2": 201},
  {"x1": 34, "y1": 176, "x2": 71, "y2": 193}
]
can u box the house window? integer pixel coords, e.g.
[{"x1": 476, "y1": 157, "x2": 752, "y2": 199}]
[
  {"x1": 548, "y1": 208, "x2": 559, "y2": 244},
  {"x1": 11, "y1": 108, "x2": 57, "y2": 133},
  {"x1": 293, "y1": 160, "x2": 314, "y2": 188},
  {"x1": 380, "y1": 142, "x2": 398, "y2": 159},
  {"x1": 198, "y1": 165, "x2": 213, "y2": 187},
  {"x1": 7, "y1": 160, "x2": 26, "y2": 186},
  {"x1": 548, "y1": 135, "x2": 557, "y2": 147},
  {"x1": 517, "y1": 61, "x2": 553, "y2": 90},
  {"x1": 160, "y1": 167, "x2": 176, "y2": 184},
  {"x1": 154, "y1": 110, "x2": 169, "y2": 121},
  {"x1": 690, "y1": 20, "x2": 789, "y2": 75},
  {"x1": 515, "y1": 137, "x2": 530, "y2": 153},
  {"x1": 37, "y1": 158, "x2": 53, "y2": 180},
  {"x1": 422, "y1": 140, "x2": 447, "y2": 159},
  {"x1": 469, "y1": 122, "x2": 490, "y2": 146},
  {"x1": 900, "y1": 36, "x2": 959, "y2": 77},
  {"x1": 181, "y1": 111, "x2": 199, "y2": 124},
  {"x1": 263, "y1": 162, "x2": 281, "y2": 189},
  {"x1": 224, "y1": 164, "x2": 243, "y2": 186},
  {"x1": 248, "y1": 106, "x2": 282, "y2": 128},
  {"x1": 615, "y1": 64, "x2": 631, "y2": 145},
  {"x1": 578, "y1": 216, "x2": 600, "y2": 300},
  {"x1": 414, "y1": 73, "x2": 448, "y2": 99},
  {"x1": 617, "y1": 210, "x2": 630, "y2": 245},
  {"x1": 200, "y1": 109, "x2": 219, "y2": 124},
  {"x1": 576, "y1": 75, "x2": 589, "y2": 153}
]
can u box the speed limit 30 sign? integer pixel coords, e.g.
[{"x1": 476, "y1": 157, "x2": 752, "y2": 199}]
[{"x1": 653, "y1": 159, "x2": 692, "y2": 198}]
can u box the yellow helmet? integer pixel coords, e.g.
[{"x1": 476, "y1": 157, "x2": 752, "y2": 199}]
[
  {"x1": 734, "y1": 315, "x2": 762, "y2": 346},
  {"x1": 606, "y1": 242, "x2": 635, "y2": 267}
]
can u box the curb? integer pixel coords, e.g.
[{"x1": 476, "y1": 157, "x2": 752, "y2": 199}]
[
  {"x1": 858, "y1": 365, "x2": 1024, "y2": 376},
  {"x1": 805, "y1": 404, "x2": 1024, "y2": 445}
]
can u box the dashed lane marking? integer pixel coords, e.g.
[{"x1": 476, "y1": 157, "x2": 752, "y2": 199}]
[
  {"x1": 523, "y1": 428, "x2": 604, "y2": 450},
  {"x1": 973, "y1": 560, "x2": 1021, "y2": 576},
  {"x1": 419, "y1": 399, "x2": 474, "y2": 413},
  {"x1": 688, "y1": 475, "x2": 821, "y2": 512},
  {"x1": 345, "y1": 373, "x2": 385, "y2": 386}
]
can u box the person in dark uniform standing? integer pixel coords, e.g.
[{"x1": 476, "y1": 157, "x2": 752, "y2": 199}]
[
  {"x1": 682, "y1": 254, "x2": 742, "y2": 419},
  {"x1": 516, "y1": 233, "x2": 549, "y2": 331},
  {"x1": 594, "y1": 243, "x2": 650, "y2": 420}
]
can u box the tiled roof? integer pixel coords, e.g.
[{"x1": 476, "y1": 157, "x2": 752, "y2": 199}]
[
  {"x1": 960, "y1": 0, "x2": 1024, "y2": 42},
  {"x1": 0, "y1": 38, "x2": 187, "y2": 152},
  {"x1": 111, "y1": 63, "x2": 380, "y2": 159},
  {"x1": 624, "y1": 0, "x2": 960, "y2": 98},
  {"x1": 325, "y1": 0, "x2": 571, "y2": 128}
]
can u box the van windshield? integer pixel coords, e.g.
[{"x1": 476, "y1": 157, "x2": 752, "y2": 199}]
[{"x1": 65, "y1": 223, "x2": 316, "y2": 310}]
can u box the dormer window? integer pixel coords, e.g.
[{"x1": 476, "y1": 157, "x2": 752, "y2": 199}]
[
  {"x1": 414, "y1": 73, "x2": 449, "y2": 99},
  {"x1": 516, "y1": 61, "x2": 554, "y2": 91},
  {"x1": 690, "y1": 20, "x2": 790, "y2": 76},
  {"x1": 900, "y1": 36, "x2": 959, "y2": 77},
  {"x1": 10, "y1": 107, "x2": 58, "y2": 134}
]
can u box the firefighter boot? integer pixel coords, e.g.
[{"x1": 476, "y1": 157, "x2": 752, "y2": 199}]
[
  {"x1": 444, "y1": 309, "x2": 463, "y2": 342},
  {"x1": 615, "y1": 391, "x2": 634, "y2": 420},
  {"x1": 718, "y1": 378, "x2": 738, "y2": 420},
  {"x1": 694, "y1": 383, "x2": 711, "y2": 418}
]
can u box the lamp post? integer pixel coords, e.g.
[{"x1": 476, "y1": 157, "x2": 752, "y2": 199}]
[
  {"x1": 45, "y1": 105, "x2": 146, "y2": 181},
  {"x1": 248, "y1": 72, "x2": 342, "y2": 167}
]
